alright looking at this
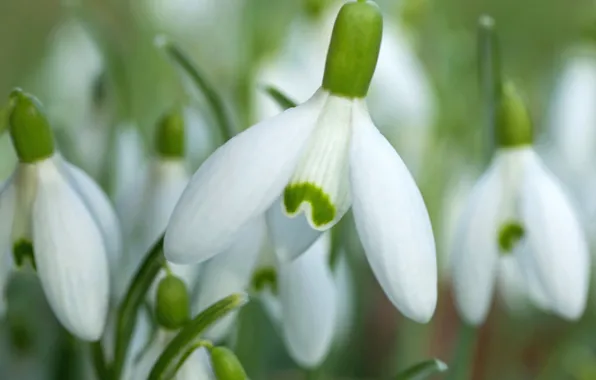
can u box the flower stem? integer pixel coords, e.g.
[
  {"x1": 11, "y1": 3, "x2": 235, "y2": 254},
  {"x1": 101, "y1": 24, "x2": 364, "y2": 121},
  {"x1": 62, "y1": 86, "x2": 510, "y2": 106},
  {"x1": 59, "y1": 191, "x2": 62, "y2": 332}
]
[
  {"x1": 446, "y1": 323, "x2": 477, "y2": 380},
  {"x1": 148, "y1": 293, "x2": 249, "y2": 380},
  {"x1": 91, "y1": 341, "x2": 111, "y2": 380},
  {"x1": 112, "y1": 235, "x2": 166, "y2": 379},
  {"x1": 156, "y1": 37, "x2": 237, "y2": 141}
]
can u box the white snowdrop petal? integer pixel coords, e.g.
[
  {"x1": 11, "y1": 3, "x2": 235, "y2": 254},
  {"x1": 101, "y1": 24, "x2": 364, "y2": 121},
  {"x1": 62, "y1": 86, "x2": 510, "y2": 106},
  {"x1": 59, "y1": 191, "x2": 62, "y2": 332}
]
[
  {"x1": 32, "y1": 160, "x2": 109, "y2": 341},
  {"x1": 165, "y1": 90, "x2": 327, "y2": 264},
  {"x1": 279, "y1": 233, "x2": 336, "y2": 368},
  {"x1": 132, "y1": 330, "x2": 171, "y2": 380},
  {"x1": 450, "y1": 160, "x2": 503, "y2": 325},
  {"x1": 349, "y1": 101, "x2": 437, "y2": 323},
  {"x1": 515, "y1": 241, "x2": 552, "y2": 312},
  {"x1": 497, "y1": 255, "x2": 530, "y2": 316},
  {"x1": 266, "y1": 197, "x2": 321, "y2": 262},
  {"x1": 284, "y1": 94, "x2": 353, "y2": 231},
  {"x1": 194, "y1": 218, "x2": 266, "y2": 342},
  {"x1": 176, "y1": 347, "x2": 215, "y2": 380},
  {"x1": 139, "y1": 159, "x2": 190, "y2": 253},
  {"x1": 521, "y1": 154, "x2": 590, "y2": 320},
  {"x1": 61, "y1": 159, "x2": 122, "y2": 273}
]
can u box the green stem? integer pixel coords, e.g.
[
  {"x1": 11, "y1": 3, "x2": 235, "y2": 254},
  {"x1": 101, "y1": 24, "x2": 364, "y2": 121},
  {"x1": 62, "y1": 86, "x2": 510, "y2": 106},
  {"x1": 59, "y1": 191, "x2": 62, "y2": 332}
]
[
  {"x1": 91, "y1": 341, "x2": 111, "y2": 380},
  {"x1": 446, "y1": 323, "x2": 477, "y2": 380},
  {"x1": 395, "y1": 358, "x2": 448, "y2": 380},
  {"x1": 148, "y1": 293, "x2": 248, "y2": 380},
  {"x1": 112, "y1": 235, "x2": 166, "y2": 379},
  {"x1": 263, "y1": 86, "x2": 297, "y2": 110},
  {"x1": 172, "y1": 340, "x2": 214, "y2": 375},
  {"x1": 477, "y1": 14, "x2": 501, "y2": 163},
  {"x1": 157, "y1": 37, "x2": 237, "y2": 141}
]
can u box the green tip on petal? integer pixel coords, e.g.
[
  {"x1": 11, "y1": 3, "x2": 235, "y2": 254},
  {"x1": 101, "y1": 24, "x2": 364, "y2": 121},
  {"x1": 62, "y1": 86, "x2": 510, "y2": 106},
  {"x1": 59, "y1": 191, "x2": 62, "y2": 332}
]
[
  {"x1": 8, "y1": 89, "x2": 55, "y2": 163},
  {"x1": 210, "y1": 346, "x2": 248, "y2": 380},
  {"x1": 155, "y1": 107, "x2": 185, "y2": 158},
  {"x1": 284, "y1": 183, "x2": 336, "y2": 228},
  {"x1": 496, "y1": 81, "x2": 533, "y2": 148},
  {"x1": 498, "y1": 221, "x2": 525, "y2": 254},
  {"x1": 322, "y1": 0, "x2": 383, "y2": 98},
  {"x1": 155, "y1": 274, "x2": 190, "y2": 330},
  {"x1": 251, "y1": 266, "x2": 278, "y2": 294},
  {"x1": 12, "y1": 239, "x2": 36, "y2": 270}
]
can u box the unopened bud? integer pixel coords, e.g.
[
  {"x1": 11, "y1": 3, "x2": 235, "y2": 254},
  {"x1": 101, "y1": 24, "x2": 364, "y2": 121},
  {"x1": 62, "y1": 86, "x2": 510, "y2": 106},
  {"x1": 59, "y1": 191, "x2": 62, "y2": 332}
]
[
  {"x1": 210, "y1": 346, "x2": 248, "y2": 380},
  {"x1": 155, "y1": 274, "x2": 190, "y2": 329}
]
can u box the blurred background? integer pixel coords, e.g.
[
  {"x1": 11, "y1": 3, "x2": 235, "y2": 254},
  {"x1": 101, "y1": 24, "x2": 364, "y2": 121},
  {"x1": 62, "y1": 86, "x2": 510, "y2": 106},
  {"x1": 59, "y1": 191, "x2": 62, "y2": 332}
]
[{"x1": 1, "y1": 0, "x2": 596, "y2": 379}]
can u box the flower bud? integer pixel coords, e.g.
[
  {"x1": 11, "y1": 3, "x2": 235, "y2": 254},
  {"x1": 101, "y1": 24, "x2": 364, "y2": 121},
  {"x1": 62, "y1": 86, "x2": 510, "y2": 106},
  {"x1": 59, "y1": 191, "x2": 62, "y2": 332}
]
[
  {"x1": 210, "y1": 346, "x2": 248, "y2": 380},
  {"x1": 155, "y1": 274, "x2": 190, "y2": 329},
  {"x1": 155, "y1": 107, "x2": 185, "y2": 158},
  {"x1": 322, "y1": 0, "x2": 383, "y2": 98},
  {"x1": 496, "y1": 82, "x2": 533, "y2": 147},
  {"x1": 8, "y1": 89, "x2": 55, "y2": 163}
]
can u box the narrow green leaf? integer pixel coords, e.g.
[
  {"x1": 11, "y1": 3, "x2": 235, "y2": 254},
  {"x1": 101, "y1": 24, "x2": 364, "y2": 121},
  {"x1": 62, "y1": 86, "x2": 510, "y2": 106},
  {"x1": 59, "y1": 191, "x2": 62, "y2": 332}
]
[
  {"x1": 396, "y1": 358, "x2": 448, "y2": 380},
  {"x1": 148, "y1": 293, "x2": 249, "y2": 380},
  {"x1": 112, "y1": 235, "x2": 166, "y2": 379},
  {"x1": 156, "y1": 36, "x2": 236, "y2": 141},
  {"x1": 263, "y1": 86, "x2": 297, "y2": 110},
  {"x1": 91, "y1": 341, "x2": 110, "y2": 380}
]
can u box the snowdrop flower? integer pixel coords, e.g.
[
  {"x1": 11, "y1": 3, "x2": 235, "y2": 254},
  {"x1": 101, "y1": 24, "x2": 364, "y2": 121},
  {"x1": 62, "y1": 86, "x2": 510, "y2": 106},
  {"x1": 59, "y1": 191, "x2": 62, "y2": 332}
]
[
  {"x1": 546, "y1": 47, "x2": 596, "y2": 227},
  {"x1": 167, "y1": 0, "x2": 437, "y2": 323},
  {"x1": 0, "y1": 90, "x2": 118, "y2": 340},
  {"x1": 452, "y1": 82, "x2": 590, "y2": 325},
  {"x1": 128, "y1": 109, "x2": 199, "y2": 292}
]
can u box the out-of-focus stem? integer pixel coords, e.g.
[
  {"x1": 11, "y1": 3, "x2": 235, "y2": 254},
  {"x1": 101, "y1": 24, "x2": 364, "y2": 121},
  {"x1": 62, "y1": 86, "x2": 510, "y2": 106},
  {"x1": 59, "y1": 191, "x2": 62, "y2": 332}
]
[{"x1": 446, "y1": 323, "x2": 477, "y2": 380}]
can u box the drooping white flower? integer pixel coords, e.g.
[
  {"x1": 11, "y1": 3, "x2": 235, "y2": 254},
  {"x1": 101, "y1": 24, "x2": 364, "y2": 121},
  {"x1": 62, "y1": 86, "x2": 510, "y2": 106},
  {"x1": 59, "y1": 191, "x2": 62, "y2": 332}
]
[
  {"x1": 0, "y1": 90, "x2": 116, "y2": 341},
  {"x1": 451, "y1": 83, "x2": 590, "y2": 325},
  {"x1": 166, "y1": 1, "x2": 437, "y2": 323},
  {"x1": 545, "y1": 48, "x2": 596, "y2": 229}
]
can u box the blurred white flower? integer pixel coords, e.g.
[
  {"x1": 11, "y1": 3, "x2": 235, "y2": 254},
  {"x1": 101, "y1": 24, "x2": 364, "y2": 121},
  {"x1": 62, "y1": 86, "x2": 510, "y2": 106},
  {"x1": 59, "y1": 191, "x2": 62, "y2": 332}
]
[
  {"x1": 166, "y1": 88, "x2": 437, "y2": 323},
  {"x1": 545, "y1": 48, "x2": 596, "y2": 230},
  {"x1": 0, "y1": 154, "x2": 115, "y2": 340},
  {"x1": 452, "y1": 147, "x2": 590, "y2": 325}
]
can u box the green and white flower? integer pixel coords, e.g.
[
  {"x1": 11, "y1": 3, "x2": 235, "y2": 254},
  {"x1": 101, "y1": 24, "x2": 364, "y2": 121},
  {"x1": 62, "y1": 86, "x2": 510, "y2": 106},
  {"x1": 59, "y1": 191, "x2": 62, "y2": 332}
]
[
  {"x1": 166, "y1": 0, "x2": 437, "y2": 323},
  {"x1": 451, "y1": 82, "x2": 590, "y2": 325},
  {"x1": 0, "y1": 90, "x2": 119, "y2": 340}
]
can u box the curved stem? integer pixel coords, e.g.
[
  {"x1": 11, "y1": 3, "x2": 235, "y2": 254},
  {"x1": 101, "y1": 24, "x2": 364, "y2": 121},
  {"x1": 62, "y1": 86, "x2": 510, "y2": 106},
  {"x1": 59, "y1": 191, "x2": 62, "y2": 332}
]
[
  {"x1": 91, "y1": 341, "x2": 111, "y2": 380},
  {"x1": 148, "y1": 293, "x2": 248, "y2": 380},
  {"x1": 157, "y1": 37, "x2": 237, "y2": 141},
  {"x1": 172, "y1": 340, "x2": 214, "y2": 375},
  {"x1": 112, "y1": 235, "x2": 166, "y2": 379},
  {"x1": 446, "y1": 323, "x2": 477, "y2": 380}
]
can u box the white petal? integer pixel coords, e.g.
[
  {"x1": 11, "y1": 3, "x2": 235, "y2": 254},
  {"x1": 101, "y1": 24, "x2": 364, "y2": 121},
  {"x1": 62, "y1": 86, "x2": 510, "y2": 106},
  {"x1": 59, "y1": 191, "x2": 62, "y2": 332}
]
[
  {"x1": 279, "y1": 233, "x2": 336, "y2": 368},
  {"x1": 266, "y1": 197, "x2": 321, "y2": 262},
  {"x1": 497, "y1": 255, "x2": 530, "y2": 316},
  {"x1": 194, "y1": 217, "x2": 266, "y2": 342},
  {"x1": 349, "y1": 101, "x2": 437, "y2": 323},
  {"x1": 132, "y1": 330, "x2": 171, "y2": 380},
  {"x1": 450, "y1": 161, "x2": 503, "y2": 325},
  {"x1": 332, "y1": 252, "x2": 355, "y2": 347},
  {"x1": 61, "y1": 159, "x2": 122, "y2": 275},
  {"x1": 32, "y1": 159, "x2": 109, "y2": 340},
  {"x1": 284, "y1": 94, "x2": 353, "y2": 230},
  {"x1": 176, "y1": 347, "x2": 215, "y2": 380},
  {"x1": 515, "y1": 241, "x2": 552, "y2": 312},
  {"x1": 521, "y1": 154, "x2": 590, "y2": 320},
  {"x1": 165, "y1": 90, "x2": 327, "y2": 264}
]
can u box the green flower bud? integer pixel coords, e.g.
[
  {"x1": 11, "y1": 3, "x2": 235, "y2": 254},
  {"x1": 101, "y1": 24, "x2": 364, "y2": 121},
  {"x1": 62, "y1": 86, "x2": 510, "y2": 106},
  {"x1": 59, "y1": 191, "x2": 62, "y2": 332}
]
[
  {"x1": 210, "y1": 346, "x2": 248, "y2": 380},
  {"x1": 155, "y1": 274, "x2": 190, "y2": 329},
  {"x1": 496, "y1": 82, "x2": 533, "y2": 148},
  {"x1": 8, "y1": 89, "x2": 55, "y2": 163},
  {"x1": 155, "y1": 107, "x2": 185, "y2": 158},
  {"x1": 322, "y1": 0, "x2": 383, "y2": 98}
]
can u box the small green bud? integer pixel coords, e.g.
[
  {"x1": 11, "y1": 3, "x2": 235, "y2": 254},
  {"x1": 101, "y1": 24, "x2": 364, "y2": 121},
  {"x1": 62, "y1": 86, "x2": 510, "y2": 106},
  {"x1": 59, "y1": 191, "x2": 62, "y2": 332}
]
[
  {"x1": 155, "y1": 107, "x2": 185, "y2": 158},
  {"x1": 496, "y1": 82, "x2": 533, "y2": 147},
  {"x1": 8, "y1": 89, "x2": 55, "y2": 163},
  {"x1": 322, "y1": 0, "x2": 383, "y2": 98},
  {"x1": 210, "y1": 346, "x2": 248, "y2": 380},
  {"x1": 498, "y1": 221, "x2": 524, "y2": 254},
  {"x1": 155, "y1": 274, "x2": 190, "y2": 329}
]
